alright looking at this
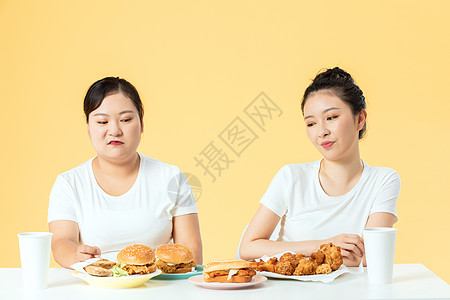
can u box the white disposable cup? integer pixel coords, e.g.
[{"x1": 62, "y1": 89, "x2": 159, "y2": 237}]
[
  {"x1": 17, "y1": 232, "x2": 53, "y2": 290},
  {"x1": 363, "y1": 227, "x2": 397, "y2": 284}
]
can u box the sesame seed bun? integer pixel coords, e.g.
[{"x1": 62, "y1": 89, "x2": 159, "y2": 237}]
[
  {"x1": 155, "y1": 244, "x2": 195, "y2": 264},
  {"x1": 117, "y1": 244, "x2": 155, "y2": 265}
]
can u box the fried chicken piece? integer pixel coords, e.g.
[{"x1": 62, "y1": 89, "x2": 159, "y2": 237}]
[
  {"x1": 83, "y1": 265, "x2": 113, "y2": 277},
  {"x1": 93, "y1": 259, "x2": 116, "y2": 269},
  {"x1": 207, "y1": 268, "x2": 256, "y2": 278},
  {"x1": 315, "y1": 263, "x2": 332, "y2": 274},
  {"x1": 274, "y1": 260, "x2": 295, "y2": 275},
  {"x1": 319, "y1": 243, "x2": 343, "y2": 271},
  {"x1": 237, "y1": 268, "x2": 257, "y2": 277},
  {"x1": 156, "y1": 260, "x2": 196, "y2": 273},
  {"x1": 248, "y1": 261, "x2": 262, "y2": 269},
  {"x1": 293, "y1": 254, "x2": 305, "y2": 267},
  {"x1": 293, "y1": 258, "x2": 316, "y2": 275},
  {"x1": 279, "y1": 253, "x2": 294, "y2": 263},
  {"x1": 309, "y1": 250, "x2": 325, "y2": 265},
  {"x1": 255, "y1": 257, "x2": 277, "y2": 273},
  {"x1": 122, "y1": 263, "x2": 157, "y2": 275},
  {"x1": 208, "y1": 270, "x2": 229, "y2": 278},
  {"x1": 279, "y1": 253, "x2": 304, "y2": 269}
]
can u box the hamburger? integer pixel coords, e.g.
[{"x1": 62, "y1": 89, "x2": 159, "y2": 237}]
[
  {"x1": 155, "y1": 244, "x2": 197, "y2": 273},
  {"x1": 117, "y1": 244, "x2": 157, "y2": 275},
  {"x1": 203, "y1": 259, "x2": 256, "y2": 283}
]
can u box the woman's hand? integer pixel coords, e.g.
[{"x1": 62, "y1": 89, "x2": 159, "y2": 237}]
[
  {"x1": 342, "y1": 248, "x2": 364, "y2": 267},
  {"x1": 75, "y1": 245, "x2": 101, "y2": 262},
  {"x1": 50, "y1": 220, "x2": 102, "y2": 268},
  {"x1": 324, "y1": 233, "x2": 364, "y2": 266}
]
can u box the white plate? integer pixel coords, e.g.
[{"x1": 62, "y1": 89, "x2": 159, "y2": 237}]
[
  {"x1": 100, "y1": 251, "x2": 121, "y2": 261},
  {"x1": 188, "y1": 274, "x2": 267, "y2": 290},
  {"x1": 73, "y1": 269, "x2": 161, "y2": 288},
  {"x1": 71, "y1": 251, "x2": 162, "y2": 288},
  {"x1": 255, "y1": 251, "x2": 363, "y2": 283}
]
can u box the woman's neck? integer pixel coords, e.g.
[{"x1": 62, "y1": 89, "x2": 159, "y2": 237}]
[
  {"x1": 320, "y1": 156, "x2": 363, "y2": 184},
  {"x1": 318, "y1": 148, "x2": 364, "y2": 197},
  {"x1": 93, "y1": 153, "x2": 140, "y2": 179}
]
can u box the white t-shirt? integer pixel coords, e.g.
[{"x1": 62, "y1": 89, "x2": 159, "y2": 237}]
[
  {"x1": 48, "y1": 153, "x2": 198, "y2": 252},
  {"x1": 260, "y1": 160, "x2": 400, "y2": 241}
]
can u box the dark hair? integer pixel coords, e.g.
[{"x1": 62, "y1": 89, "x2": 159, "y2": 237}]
[
  {"x1": 83, "y1": 77, "x2": 144, "y2": 123},
  {"x1": 301, "y1": 67, "x2": 367, "y2": 139}
]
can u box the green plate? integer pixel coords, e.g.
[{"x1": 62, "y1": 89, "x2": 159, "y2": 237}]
[{"x1": 153, "y1": 265, "x2": 204, "y2": 280}]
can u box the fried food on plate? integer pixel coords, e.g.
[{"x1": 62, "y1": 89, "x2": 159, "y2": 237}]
[
  {"x1": 203, "y1": 259, "x2": 256, "y2": 283},
  {"x1": 319, "y1": 243, "x2": 343, "y2": 271},
  {"x1": 156, "y1": 260, "x2": 197, "y2": 273},
  {"x1": 83, "y1": 259, "x2": 116, "y2": 276},
  {"x1": 309, "y1": 250, "x2": 325, "y2": 265},
  {"x1": 93, "y1": 259, "x2": 116, "y2": 269},
  {"x1": 121, "y1": 264, "x2": 156, "y2": 275},
  {"x1": 274, "y1": 260, "x2": 295, "y2": 275},
  {"x1": 155, "y1": 244, "x2": 197, "y2": 273},
  {"x1": 293, "y1": 254, "x2": 305, "y2": 267},
  {"x1": 255, "y1": 257, "x2": 277, "y2": 273},
  {"x1": 279, "y1": 252, "x2": 295, "y2": 263},
  {"x1": 83, "y1": 265, "x2": 113, "y2": 277},
  {"x1": 315, "y1": 263, "x2": 332, "y2": 275},
  {"x1": 293, "y1": 258, "x2": 316, "y2": 275},
  {"x1": 279, "y1": 253, "x2": 304, "y2": 269},
  {"x1": 254, "y1": 242, "x2": 343, "y2": 276},
  {"x1": 248, "y1": 261, "x2": 262, "y2": 269},
  {"x1": 117, "y1": 244, "x2": 157, "y2": 275}
]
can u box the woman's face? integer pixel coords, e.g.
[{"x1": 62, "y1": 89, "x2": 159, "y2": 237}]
[
  {"x1": 88, "y1": 92, "x2": 143, "y2": 161},
  {"x1": 303, "y1": 90, "x2": 366, "y2": 162}
]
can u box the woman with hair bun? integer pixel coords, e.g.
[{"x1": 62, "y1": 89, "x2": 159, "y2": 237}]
[
  {"x1": 239, "y1": 67, "x2": 400, "y2": 267},
  {"x1": 48, "y1": 77, "x2": 202, "y2": 268}
]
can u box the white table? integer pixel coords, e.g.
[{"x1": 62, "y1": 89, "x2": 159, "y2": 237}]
[{"x1": 0, "y1": 264, "x2": 448, "y2": 300}]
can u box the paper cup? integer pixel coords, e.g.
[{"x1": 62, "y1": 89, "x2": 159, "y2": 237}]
[
  {"x1": 17, "y1": 232, "x2": 53, "y2": 290},
  {"x1": 363, "y1": 228, "x2": 397, "y2": 284}
]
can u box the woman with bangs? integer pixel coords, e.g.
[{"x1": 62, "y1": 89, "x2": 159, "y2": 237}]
[{"x1": 48, "y1": 77, "x2": 202, "y2": 268}]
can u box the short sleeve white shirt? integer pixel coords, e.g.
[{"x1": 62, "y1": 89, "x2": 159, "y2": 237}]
[
  {"x1": 260, "y1": 160, "x2": 400, "y2": 241},
  {"x1": 48, "y1": 153, "x2": 198, "y2": 252}
]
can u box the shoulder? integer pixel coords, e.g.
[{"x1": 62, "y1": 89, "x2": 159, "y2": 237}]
[
  {"x1": 363, "y1": 161, "x2": 401, "y2": 185},
  {"x1": 279, "y1": 160, "x2": 320, "y2": 176},
  {"x1": 139, "y1": 153, "x2": 182, "y2": 175},
  {"x1": 50, "y1": 159, "x2": 94, "y2": 197},
  {"x1": 364, "y1": 162, "x2": 400, "y2": 180},
  {"x1": 55, "y1": 158, "x2": 93, "y2": 183},
  {"x1": 272, "y1": 160, "x2": 320, "y2": 183}
]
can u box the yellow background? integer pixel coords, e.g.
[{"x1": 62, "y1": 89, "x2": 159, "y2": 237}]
[{"x1": 1, "y1": 0, "x2": 449, "y2": 283}]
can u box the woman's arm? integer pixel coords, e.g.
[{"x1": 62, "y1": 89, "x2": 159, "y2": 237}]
[
  {"x1": 239, "y1": 205, "x2": 365, "y2": 264},
  {"x1": 240, "y1": 205, "x2": 319, "y2": 260},
  {"x1": 355, "y1": 212, "x2": 398, "y2": 266},
  {"x1": 172, "y1": 213, "x2": 203, "y2": 264},
  {"x1": 240, "y1": 205, "x2": 337, "y2": 260},
  {"x1": 365, "y1": 212, "x2": 397, "y2": 228},
  {"x1": 49, "y1": 220, "x2": 101, "y2": 269}
]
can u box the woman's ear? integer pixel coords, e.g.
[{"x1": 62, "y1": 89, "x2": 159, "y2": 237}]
[
  {"x1": 357, "y1": 109, "x2": 367, "y2": 131},
  {"x1": 140, "y1": 120, "x2": 144, "y2": 133}
]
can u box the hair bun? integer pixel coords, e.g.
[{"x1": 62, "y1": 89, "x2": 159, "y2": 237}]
[{"x1": 317, "y1": 67, "x2": 354, "y2": 84}]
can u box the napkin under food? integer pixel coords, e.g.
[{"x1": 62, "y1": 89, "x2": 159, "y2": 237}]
[
  {"x1": 256, "y1": 251, "x2": 363, "y2": 283},
  {"x1": 71, "y1": 252, "x2": 120, "y2": 275}
]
